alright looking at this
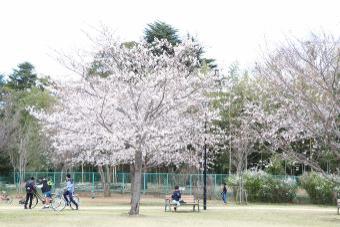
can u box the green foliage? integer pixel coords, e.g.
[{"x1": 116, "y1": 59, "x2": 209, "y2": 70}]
[
  {"x1": 144, "y1": 21, "x2": 181, "y2": 46},
  {"x1": 87, "y1": 51, "x2": 113, "y2": 78},
  {"x1": 122, "y1": 41, "x2": 138, "y2": 49},
  {"x1": 7, "y1": 62, "x2": 37, "y2": 90},
  {"x1": 4, "y1": 88, "x2": 54, "y2": 170},
  {"x1": 265, "y1": 154, "x2": 285, "y2": 175},
  {"x1": 0, "y1": 62, "x2": 54, "y2": 172},
  {"x1": 300, "y1": 172, "x2": 335, "y2": 204},
  {"x1": 227, "y1": 171, "x2": 298, "y2": 203},
  {"x1": 144, "y1": 21, "x2": 217, "y2": 69},
  {"x1": 144, "y1": 21, "x2": 180, "y2": 56}
]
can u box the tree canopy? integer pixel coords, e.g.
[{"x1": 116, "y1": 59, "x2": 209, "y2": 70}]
[
  {"x1": 144, "y1": 21, "x2": 181, "y2": 46},
  {"x1": 7, "y1": 62, "x2": 38, "y2": 90}
]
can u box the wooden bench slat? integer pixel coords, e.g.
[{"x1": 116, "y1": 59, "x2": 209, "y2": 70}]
[{"x1": 164, "y1": 194, "x2": 200, "y2": 212}]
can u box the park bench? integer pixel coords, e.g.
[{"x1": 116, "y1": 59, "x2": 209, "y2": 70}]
[
  {"x1": 337, "y1": 198, "x2": 340, "y2": 215},
  {"x1": 164, "y1": 194, "x2": 199, "y2": 212}
]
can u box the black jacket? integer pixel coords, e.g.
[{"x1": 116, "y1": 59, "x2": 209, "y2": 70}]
[
  {"x1": 25, "y1": 180, "x2": 35, "y2": 193},
  {"x1": 41, "y1": 179, "x2": 51, "y2": 193},
  {"x1": 171, "y1": 190, "x2": 181, "y2": 201}
]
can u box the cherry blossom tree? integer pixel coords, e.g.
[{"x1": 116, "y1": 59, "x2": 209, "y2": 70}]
[
  {"x1": 33, "y1": 32, "x2": 215, "y2": 215},
  {"x1": 254, "y1": 33, "x2": 340, "y2": 178}
]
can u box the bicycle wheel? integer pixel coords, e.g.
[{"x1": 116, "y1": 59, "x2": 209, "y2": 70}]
[
  {"x1": 51, "y1": 196, "x2": 66, "y2": 211},
  {"x1": 30, "y1": 194, "x2": 39, "y2": 209},
  {"x1": 70, "y1": 195, "x2": 80, "y2": 210}
]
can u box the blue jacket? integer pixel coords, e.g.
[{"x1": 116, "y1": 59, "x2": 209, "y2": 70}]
[{"x1": 66, "y1": 179, "x2": 75, "y2": 193}]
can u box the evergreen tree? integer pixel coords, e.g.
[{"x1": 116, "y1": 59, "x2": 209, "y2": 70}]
[
  {"x1": 144, "y1": 21, "x2": 181, "y2": 46},
  {"x1": 7, "y1": 62, "x2": 37, "y2": 90}
]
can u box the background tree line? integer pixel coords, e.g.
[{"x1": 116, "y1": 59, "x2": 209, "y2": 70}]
[{"x1": 0, "y1": 22, "x2": 338, "y2": 185}]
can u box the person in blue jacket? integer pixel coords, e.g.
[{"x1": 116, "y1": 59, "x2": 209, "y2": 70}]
[
  {"x1": 171, "y1": 185, "x2": 181, "y2": 211},
  {"x1": 63, "y1": 174, "x2": 78, "y2": 210}
]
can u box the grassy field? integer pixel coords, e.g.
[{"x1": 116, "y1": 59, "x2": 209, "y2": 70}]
[{"x1": 0, "y1": 196, "x2": 339, "y2": 227}]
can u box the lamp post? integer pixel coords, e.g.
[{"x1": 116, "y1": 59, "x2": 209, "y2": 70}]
[
  {"x1": 203, "y1": 113, "x2": 207, "y2": 210},
  {"x1": 215, "y1": 70, "x2": 232, "y2": 175},
  {"x1": 202, "y1": 70, "x2": 220, "y2": 210}
]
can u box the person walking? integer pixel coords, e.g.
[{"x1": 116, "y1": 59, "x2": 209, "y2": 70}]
[{"x1": 221, "y1": 183, "x2": 227, "y2": 204}]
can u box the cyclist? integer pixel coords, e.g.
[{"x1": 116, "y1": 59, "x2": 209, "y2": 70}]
[
  {"x1": 24, "y1": 177, "x2": 36, "y2": 209},
  {"x1": 63, "y1": 174, "x2": 78, "y2": 210}
]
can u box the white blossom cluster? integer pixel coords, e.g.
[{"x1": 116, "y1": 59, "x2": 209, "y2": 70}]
[{"x1": 32, "y1": 37, "x2": 216, "y2": 169}]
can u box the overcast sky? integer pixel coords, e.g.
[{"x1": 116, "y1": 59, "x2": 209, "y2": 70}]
[{"x1": 1, "y1": 0, "x2": 339, "y2": 80}]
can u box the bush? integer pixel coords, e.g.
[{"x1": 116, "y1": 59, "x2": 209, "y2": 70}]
[
  {"x1": 245, "y1": 171, "x2": 297, "y2": 203},
  {"x1": 300, "y1": 172, "x2": 335, "y2": 204},
  {"x1": 226, "y1": 171, "x2": 297, "y2": 203}
]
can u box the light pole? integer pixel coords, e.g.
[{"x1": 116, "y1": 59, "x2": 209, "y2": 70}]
[
  {"x1": 203, "y1": 112, "x2": 207, "y2": 210},
  {"x1": 229, "y1": 94, "x2": 232, "y2": 175},
  {"x1": 215, "y1": 69, "x2": 232, "y2": 175}
]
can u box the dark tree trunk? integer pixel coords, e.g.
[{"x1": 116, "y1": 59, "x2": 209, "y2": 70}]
[
  {"x1": 129, "y1": 164, "x2": 134, "y2": 205},
  {"x1": 129, "y1": 150, "x2": 142, "y2": 215}
]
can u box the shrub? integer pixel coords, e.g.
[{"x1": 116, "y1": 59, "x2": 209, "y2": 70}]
[
  {"x1": 226, "y1": 171, "x2": 297, "y2": 203},
  {"x1": 300, "y1": 172, "x2": 335, "y2": 204}
]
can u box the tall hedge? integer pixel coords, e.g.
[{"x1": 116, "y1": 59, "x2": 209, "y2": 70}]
[
  {"x1": 227, "y1": 171, "x2": 297, "y2": 203},
  {"x1": 300, "y1": 172, "x2": 336, "y2": 204}
]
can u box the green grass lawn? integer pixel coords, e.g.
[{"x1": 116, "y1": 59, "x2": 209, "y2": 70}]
[{"x1": 0, "y1": 196, "x2": 339, "y2": 227}]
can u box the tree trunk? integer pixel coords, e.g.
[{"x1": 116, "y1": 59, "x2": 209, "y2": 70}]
[
  {"x1": 60, "y1": 169, "x2": 64, "y2": 183},
  {"x1": 129, "y1": 150, "x2": 142, "y2": 215},
  {"x1": 129, "y1": 164, "x2": 134, "y2": 205},
  {"x1": 13, "y1": 167, "x2": 16, "y2": 192},
  {"x1": 98, "y1": 165, "x2": 112, "y2": 197},
  {"x1": 18, "y1": 137, "x2": 27, "y2": 194}
]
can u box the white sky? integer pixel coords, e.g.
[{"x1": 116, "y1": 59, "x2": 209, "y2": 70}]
[{"x1": 0, "y1": 0, "x2": 339, "y2": 80}]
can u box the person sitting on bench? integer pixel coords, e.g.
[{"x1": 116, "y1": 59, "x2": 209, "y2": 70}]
[{"x1": 171, "y1": 185, "x2": 181, "y2": 211}]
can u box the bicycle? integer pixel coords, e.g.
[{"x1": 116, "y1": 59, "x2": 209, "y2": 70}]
[
  {"x1": 51, "y1": 189, "x2": 80, "y2": 211},
  {"x1": 0, "y1": 191, "x2": 13, "y2": 204},
  {"x1": 19, "y1": 190, "x2": 48, "y2": 209}
]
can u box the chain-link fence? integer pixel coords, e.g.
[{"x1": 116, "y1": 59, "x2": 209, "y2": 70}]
[
  {"x1": 0, "y1": 172, "x2": 301, "y2": 200},
  {"x1": 0, "y1": 172, "x2": 230, "y2": 198}
]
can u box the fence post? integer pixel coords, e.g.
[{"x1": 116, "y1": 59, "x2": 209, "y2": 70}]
[
  {"x1": 88, "y1": 172, "x2": 90, "y2": 192},
  {"x1": 166, "y1": 173, "x2": 169, "y2": 194},
  {"x1": 92, "y1": 172, "x2": 95, "y2": 193},
  {"x1": 15, "y1": 171, "x2": 18, "y2": 191},
  {"x1": 53, "y1": 172, "x2": 56, "y2": 190},
  {"x1": 122, "y1": 173, "x2": 125, "y2": 194},
  {"x1": 143, "y1": 173, "x2": 146, "y2": 193}
]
